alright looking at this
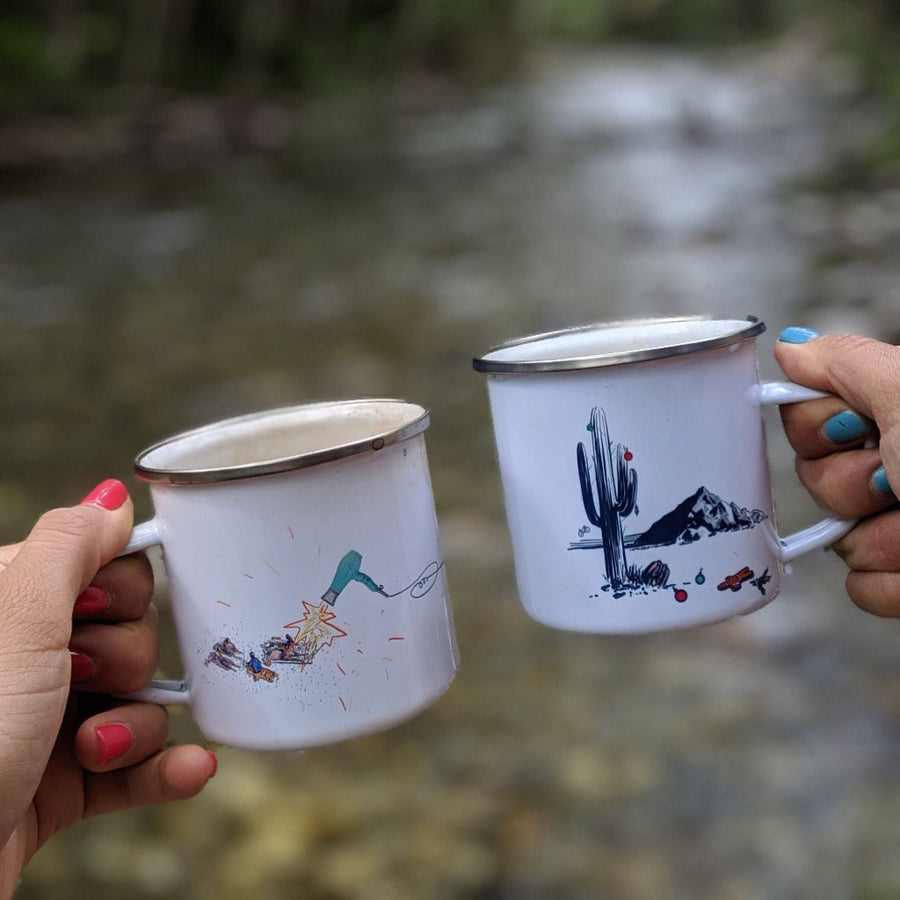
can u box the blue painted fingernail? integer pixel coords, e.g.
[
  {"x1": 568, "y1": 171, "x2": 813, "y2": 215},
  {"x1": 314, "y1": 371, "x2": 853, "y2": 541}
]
[
  {"x1": 823, "y1": 410, "x2": 869, "y2": 444},
  {"x1": 872, "y1": 466, "x2": 894, "y2": 497},
  {"x1": 779, "y1": 326, "x2": 820, "y2": 344}
]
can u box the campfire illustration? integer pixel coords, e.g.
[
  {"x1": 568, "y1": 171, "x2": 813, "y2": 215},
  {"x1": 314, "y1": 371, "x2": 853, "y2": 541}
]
[{"x1": 270, "y1": 599, "x2": 350, "y2": 666}]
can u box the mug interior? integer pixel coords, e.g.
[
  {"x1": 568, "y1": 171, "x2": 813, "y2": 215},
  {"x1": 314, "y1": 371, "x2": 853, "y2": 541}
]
[
  {"x1": 135, "y1": 399, "x2": 428, "y2": 484},
  {"x1": 474, "y1": 316, "x2": 765, "y2": 373}
]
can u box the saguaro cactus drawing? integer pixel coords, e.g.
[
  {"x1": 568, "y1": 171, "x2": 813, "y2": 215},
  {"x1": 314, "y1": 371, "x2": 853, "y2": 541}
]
[{"x1": 577, "y1": 407, "x2": 638, "y2": 591}]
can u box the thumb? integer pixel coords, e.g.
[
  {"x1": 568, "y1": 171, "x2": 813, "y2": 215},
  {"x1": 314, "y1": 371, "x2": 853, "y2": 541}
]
[
  {"x1": 0, "y1": 480, "x2": 135, "y2": 657},
  {"x1": 775, "y1": 332, "x2": 900, "y2": 431},
  {"x1": 0, "y1": 480, "x2": 134, "y2": 839}
]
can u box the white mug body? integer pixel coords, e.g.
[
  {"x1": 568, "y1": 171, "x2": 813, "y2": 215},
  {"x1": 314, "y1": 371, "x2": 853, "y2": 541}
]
[
  {"x1": 477, "y1": 319, "x2": 799, "y2": 634},
  {"x1": 133, "y1": 402, "x2": 458, "y2": 749}
]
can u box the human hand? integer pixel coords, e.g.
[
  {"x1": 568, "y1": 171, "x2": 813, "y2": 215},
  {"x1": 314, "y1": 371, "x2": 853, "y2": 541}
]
[
  {"x1": 0, "y1": 480, "x2": 216, "y2": 898},
  {"x1": 775, "y1": 328, "x2": 900, "y2": 616}
]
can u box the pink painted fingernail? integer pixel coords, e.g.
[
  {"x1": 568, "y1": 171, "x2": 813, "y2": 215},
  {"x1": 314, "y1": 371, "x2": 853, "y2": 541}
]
[
  {"x1": 70, "y1": 651, "x2": 95, "y2": 683},
  {"x1": 73, "y1": 585, "x2": 111, "y2": 616},
  {"x1": 95, "y1": 722, "x2": 134, "y2": 764},
  {"x1": 207, "y1": 751, "x2": 219, "y2": 778},
  {"x1": 81, "y1": 479, "x2": 128, "y2": 511}
]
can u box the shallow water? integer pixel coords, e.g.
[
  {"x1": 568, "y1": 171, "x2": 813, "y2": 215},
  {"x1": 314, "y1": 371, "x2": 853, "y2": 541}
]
[{"x1": 6, "y1": 43, "x2": 900, "y2": 900}]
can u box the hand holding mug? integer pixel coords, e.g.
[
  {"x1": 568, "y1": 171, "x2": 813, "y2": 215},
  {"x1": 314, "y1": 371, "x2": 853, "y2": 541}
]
[
  {"x1": 0, "y1": 482, "x2": 216, "y2": 899},
  {"x1": 776, "y1": 328, "x2": 900, "y2": 616}
]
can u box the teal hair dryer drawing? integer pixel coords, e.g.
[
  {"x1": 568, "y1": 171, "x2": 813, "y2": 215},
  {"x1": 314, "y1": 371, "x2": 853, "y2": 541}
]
[{"x1": 321, "y1": 550, "x2": 386, "y2": 605}]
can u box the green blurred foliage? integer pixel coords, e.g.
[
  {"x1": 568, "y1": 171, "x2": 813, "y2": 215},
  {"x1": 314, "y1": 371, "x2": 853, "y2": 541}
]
[
  {"x1": 1, "y1": 0, "x2": 900, "y2": 165},
  {"x1": 0, "y1": 0, "x2": 824, "y2": 114},
  {"x1": 820, "y1": 1, "x2": 900, "y2": 172}
]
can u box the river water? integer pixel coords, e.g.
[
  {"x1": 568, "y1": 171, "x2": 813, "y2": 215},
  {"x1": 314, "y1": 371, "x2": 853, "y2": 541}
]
[{"x1": 6, "y1": 41, "x2": 900, "y2": 900}]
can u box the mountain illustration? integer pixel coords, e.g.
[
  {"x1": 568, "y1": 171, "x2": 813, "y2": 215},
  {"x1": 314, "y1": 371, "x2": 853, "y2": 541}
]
[{"x1": 629, "y1": 486, "x2": 767, "y2": 549}]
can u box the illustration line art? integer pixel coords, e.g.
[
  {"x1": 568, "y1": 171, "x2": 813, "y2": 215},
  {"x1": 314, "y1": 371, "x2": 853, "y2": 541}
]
[
  {"x1": 570, "y1": 405, "x2": 768, "y2": 604},
  {"x1": 205, "y1": 548, "x2": 443, "y2": 686}
]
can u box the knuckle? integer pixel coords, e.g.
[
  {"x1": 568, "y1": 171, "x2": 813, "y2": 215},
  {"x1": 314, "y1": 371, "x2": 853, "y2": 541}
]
[
  {"x1": 136, "y1": 620, "x2": 160, "y2": 675},
  {"x1": 129, "y1": 553, "x2": 156, "y2": 597},
  {"x1": 866, "y1": 514, "x2": 900, "y2": 570},
  {"x1": 831, "y1": 534, "x2": 853, "y2": 562},
  {"x1": 118, "y1": 654, "x2": 160, "y2": 696},
  {"x1": 827, "y1": 334, "x2": 890, "y2": 367},
  {"x1": 28, "y1": 507, "x2": 106, "y2": 579},
  {"x1": 848, "y1": 572, "x2": 900, "y2": 618},
  {"x1": 100, "y1": 554, "x2": 155, "y2": 614},
  {"x1": 34, "y1": 505, "x2": 99, "y2": 545},
  {"x1": 794, "y1": 460, "x2": 842, "y2": 516},
  {"x1": 126, "y1": 623, "x2": 160, "y2": 686},
  {"x1": 831, "y1": 335, "x2": 900, "y2": 413}
]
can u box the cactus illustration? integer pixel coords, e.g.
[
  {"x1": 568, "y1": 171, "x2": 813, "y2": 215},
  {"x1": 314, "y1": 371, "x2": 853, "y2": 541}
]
[{"x1": 577, "y1": 407, "x2": 638, "y2": 591}]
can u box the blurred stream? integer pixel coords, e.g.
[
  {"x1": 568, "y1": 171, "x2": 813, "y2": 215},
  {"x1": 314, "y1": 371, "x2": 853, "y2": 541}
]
[{"x1": 5, "y1": 42, "x2": 900, "y2": 900}]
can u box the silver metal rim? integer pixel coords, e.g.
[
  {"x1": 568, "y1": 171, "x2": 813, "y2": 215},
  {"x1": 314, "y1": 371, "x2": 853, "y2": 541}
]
[
  {"x1": 134, "y1": 399, "x2": 430, "y2": 485},
  {"x1": 472, "y1": 315, "x2": 766, "y2": 374}
]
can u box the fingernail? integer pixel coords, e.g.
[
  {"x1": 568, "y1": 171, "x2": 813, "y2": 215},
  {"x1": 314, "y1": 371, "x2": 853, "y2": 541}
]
[
  {"x1": 779, "y1": 326, "x2": 820, "y2": 344},
  {"x1": 95, "y1": 722, "x2": 134, "y2": 764},
  {"x1": 73, "y1": 585, "x2": 111, "y2": 616},
  {"x1": 823, "y1": 410, "x2": 869, "y2": 445},
  {"x1": 70, "y1": 651, "x2": 95, "y2": 683},
  {"x1": 872, "y1": 465, "x2": 895, "y2": 498},
  {"x1": 81, "y1": 479, "x2": 128, "y2": 511},
  {"x1": 207, "y1": 751, "x2": 219, "y2": 778}
]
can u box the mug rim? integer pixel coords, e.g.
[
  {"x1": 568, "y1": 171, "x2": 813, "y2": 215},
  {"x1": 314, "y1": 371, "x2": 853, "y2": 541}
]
[
  {"x1": 134, "y1": 398, "x2": 430, "y2": 485},
  {"x1": 472, "y1": 315, "x2": 766, "y2": 374}
]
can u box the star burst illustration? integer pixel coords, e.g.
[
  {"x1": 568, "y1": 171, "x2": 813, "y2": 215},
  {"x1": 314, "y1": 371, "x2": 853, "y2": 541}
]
[{"x1": 284, "y1": 600, "x2": 348, "y2": 653}]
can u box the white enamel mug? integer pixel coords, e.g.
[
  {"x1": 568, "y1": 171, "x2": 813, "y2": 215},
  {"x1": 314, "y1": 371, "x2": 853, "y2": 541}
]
[
  {"x1": 474, "y1": 316, "x2": 855, "y2": 634},
  {"x1": 121, "y1": 400, "x2": 458, "y2": 749}
]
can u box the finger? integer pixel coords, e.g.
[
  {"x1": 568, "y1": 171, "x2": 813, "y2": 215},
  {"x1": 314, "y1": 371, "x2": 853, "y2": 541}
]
[
  {"x1": 775, "y1": 334, "x2": 900, "y2": 493},
  {"x1": 795, "y1": 447, "x2": 893, "y2": 519},
  {"x1": 75, "y1": 702, "x2": 217, "y2": 816},
  {"x1": 1, "y1": 480, "x2": 135, "y2": 652},
  {"x1": 0, "y1": 481, "x2": 135, "y2": 754},
  {"x1": 69, "y1": 606, "x2": 159, "y2": 695},
  {"x1": 832, "y1": 509, "x2": 900, "y2": 572},
  {"x1": 775, "y1": 332, "x2": 900, "y2": 423},
  {"x1": 73, "y1": 553, "x2": 154, "y2": 622},
  {"x1": 844, "y1": 569, "x2": 900, "y2": 618},
  {"x1": 779, "y1": 395, "x2": 875, "y2": 460},
  {"x1": 82, "y1": 744, "x2": 217, "y2": 819},
  {"x1": 74, "y1": 702, "x2": 169, "y2": 771}
]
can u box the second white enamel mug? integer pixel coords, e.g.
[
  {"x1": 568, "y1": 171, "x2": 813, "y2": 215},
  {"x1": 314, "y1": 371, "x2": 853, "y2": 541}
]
[{"x1": 474, "y1": 317, "x2": 854, "y2": 634}]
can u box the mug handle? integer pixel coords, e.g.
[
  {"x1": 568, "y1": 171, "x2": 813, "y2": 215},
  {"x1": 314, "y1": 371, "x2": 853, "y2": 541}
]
[
  {"x1": 116, "y1": 517, "x2": 192, "y2": 707},
  {"x1": 752, "y1": 381, "x2": 858, "y2": 562}
]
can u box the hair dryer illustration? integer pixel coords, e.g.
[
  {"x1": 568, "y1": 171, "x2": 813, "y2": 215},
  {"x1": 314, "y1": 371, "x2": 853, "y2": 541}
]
[{"x1": 321, "y1": 550, "x2": 387, "y2": 605}]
